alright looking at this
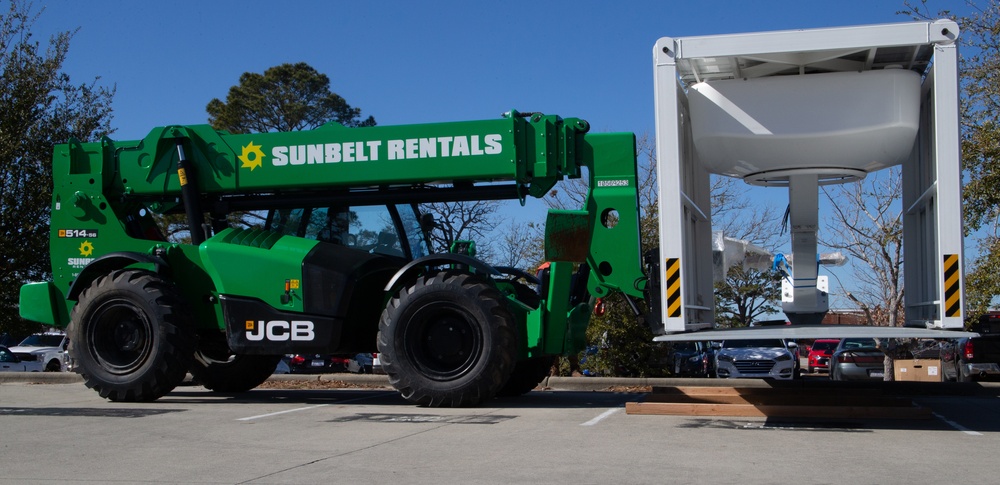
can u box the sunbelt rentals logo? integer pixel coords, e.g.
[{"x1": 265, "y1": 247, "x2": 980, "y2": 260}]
[
  {"x1": 238, "y1": 134, "x2": 503, "y2": 171},
  {"x1": 68, "y1": 240, "x2": 95, "y2": 269},
  {"x1": 238, "y1": 142, "x2": 265, "y2": 171}
]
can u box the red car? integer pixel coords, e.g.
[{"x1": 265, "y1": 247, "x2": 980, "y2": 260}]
[{"x1": 807, "y1": 339, "x2": 840, "y2": 373}]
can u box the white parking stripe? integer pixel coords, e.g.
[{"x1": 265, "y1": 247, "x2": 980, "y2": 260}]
[
  {"x1": 237, "y1": 404, "x2": 329, "y2": 421},
  {"x1": 581, "y1": 408, "x2": 620, "y2": 426},
  {"x1": 932, "y1": 412, "x2": 983, "y2": 436}
]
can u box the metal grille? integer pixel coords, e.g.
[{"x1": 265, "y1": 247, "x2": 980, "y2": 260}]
[{"x1": 734, "y1": 360, "x2": 775, "y2": 374}]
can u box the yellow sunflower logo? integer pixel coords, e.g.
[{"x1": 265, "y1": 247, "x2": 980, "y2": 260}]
[
  {"x1": 78, "y1": 240, "x2": 94, "y2": 257},
  {"x1": 239, "y1": 142, "x2": 265, "y2": 171}
]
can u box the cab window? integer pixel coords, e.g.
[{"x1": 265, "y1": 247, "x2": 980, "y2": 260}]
[{"x1": 266, "y1": 205, "x2": 429, "y2": 259}]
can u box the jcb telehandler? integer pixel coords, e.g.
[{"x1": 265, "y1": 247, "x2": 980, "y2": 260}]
[{"x1": 19, "y1": 111, "x2": 648, "y2": 406}]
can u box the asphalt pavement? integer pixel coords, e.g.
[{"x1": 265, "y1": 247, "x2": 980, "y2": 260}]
[{"x1": 2, "y1": 371, "x2": 1000, "y2": 484}]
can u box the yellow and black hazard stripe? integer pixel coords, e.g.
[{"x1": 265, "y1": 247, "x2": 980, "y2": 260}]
[
  {"x1": 943, "y1": 254, "x2": 961, "y2": 318},
  {"x1": 665, "y1": 258, "x2": 681, "y2": 318}
]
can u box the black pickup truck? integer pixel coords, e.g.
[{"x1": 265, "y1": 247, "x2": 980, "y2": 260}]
[{"x1": 944, "y1": 314, "x2": 1000, "y2": 382}]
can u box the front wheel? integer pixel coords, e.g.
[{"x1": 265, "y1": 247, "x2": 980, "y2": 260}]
[
  {"x1": 377, "y1": 271, "x2": 516, "y2": 407},
  {"x1": 45, "y1": 359, "x2": 62, "y2": 372},
  {"x1": 68, "y1": 270, "x2": 195, "y2": 402}
]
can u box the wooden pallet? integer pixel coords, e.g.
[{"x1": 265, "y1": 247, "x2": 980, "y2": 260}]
[{"x1": 625, "y1": 386, "x2": 931, "y2": 419}]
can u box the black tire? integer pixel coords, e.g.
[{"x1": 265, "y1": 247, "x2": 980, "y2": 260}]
[
  {"x1": 496, "y1": 357, "x2": 551, "y2": 397},
  {"x1": 45, "y1": 359, "x2": 62, "y2": 372},
  {"x1": 377, "y1": 270, "x2": 516, "y2": 407},
  {"x1": 190, "y1": 352, "x2": 281, "y2": 393},
  {"x1": 68, "y1": 269, "x2": 195, "y2": 402}
]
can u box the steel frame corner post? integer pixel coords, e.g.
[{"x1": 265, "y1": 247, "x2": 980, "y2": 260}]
[
  {"x1": 903, "y1": 27, "x2": 964, "y2": 329},
  {"x1": 653, "y1": 37, "x2": 715, "y2": 334}
]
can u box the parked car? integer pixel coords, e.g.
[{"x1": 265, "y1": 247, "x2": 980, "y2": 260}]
[
  {"x1": 807, "y1": 339, "x2": 840, "y2": 373},
  {"x1": 284, "y1": 353, "x2": 376, "y2": 374},
  {"x1": 942, "y1": 314, "x2": 1000, "y2": 382},
  {"x1": 8, "y1": 333, "x2": 69, "y2": 372},
  {"x1": 0, "y1": 345, "x2": 28, "y2": 372},
  {"x1": 285, "y1": 354, "x2": 350, "y2": 374},
  {"x1": 830, "y1": 338, "x2": 885, "y2": 381},
  {"x1": 946, "y1": 336, "x2": 1000, "y2": 382},
  {"x1": 669, "y1": 341, "x2": 714, "y2": 377},
  {"x1": 713, "y1": 339, "x2": 798, "y2": 380}
]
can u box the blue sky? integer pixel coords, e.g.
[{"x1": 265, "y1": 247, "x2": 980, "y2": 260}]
[
  {"x1": 31, "y1": 0, "x2": 974, "y2": 310},
  {"x1": 33, "y1": 0, "x2": 966, "y2": 140}
]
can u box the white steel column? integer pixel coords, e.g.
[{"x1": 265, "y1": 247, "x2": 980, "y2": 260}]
[
  {"x1": 784, "y1": 174, "x2": 828, "y2": 324},
  {"x1": 653, "y1": 37, "x2": 714, "y2": 333}
]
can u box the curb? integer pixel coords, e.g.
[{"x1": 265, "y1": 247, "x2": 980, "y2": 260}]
[
  {"x1": 0, "y1": 372, "x2": 84, "y2": 384},
  {"x1": 4, "y1": 371, "x2": 997, "y2": 393}
]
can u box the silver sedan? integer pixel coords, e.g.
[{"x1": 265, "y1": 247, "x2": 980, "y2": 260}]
[{"x1": 830, "y1": 338, "x2": 886, "y2": 381}]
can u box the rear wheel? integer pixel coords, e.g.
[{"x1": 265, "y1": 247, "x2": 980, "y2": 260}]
[
  {"x1": 378, "y1": 271, "x2": 516, "y2": 407},
  {"x1": 68, "y1": 270, "x2": 195, "y2": 402}
]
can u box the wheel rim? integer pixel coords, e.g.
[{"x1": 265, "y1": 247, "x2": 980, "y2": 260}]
[
  {"x1": 402, "y1": 302, "x2": 482, "y2": 380},
  {"x1": 88, "y1": 298, "x2": 154, "y2": 375}
]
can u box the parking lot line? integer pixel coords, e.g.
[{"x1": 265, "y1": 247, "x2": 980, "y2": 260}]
[
  {"x1": 237, "y1": 404, "x2": 330, "y2": 421},
  {"x1": 581, "y1": 407, "x2": 620, "y2": 426},
  {"x1": 932, "y1": 412, "x2": 983, "y2": 436}
]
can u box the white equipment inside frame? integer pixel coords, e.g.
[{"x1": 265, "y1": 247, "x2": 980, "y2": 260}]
[{"x1": 652, "y1": 19, "x2": 965, "y2": 336}]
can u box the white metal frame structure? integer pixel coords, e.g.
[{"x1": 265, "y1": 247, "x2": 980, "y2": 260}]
[{"x1": 653, "y1": 20, "x2": 964, "y2": 334}]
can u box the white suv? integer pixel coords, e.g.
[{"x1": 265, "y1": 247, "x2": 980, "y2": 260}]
[{"x1": 8, "y1": 333, "x2": 69, "y2": 372}]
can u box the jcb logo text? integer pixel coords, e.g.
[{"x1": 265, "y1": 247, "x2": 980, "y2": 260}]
[{"x1": 245, "y1": 320, "x2": 315, "y2": 342}]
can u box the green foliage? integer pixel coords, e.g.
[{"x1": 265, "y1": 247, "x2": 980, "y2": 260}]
[
  {"x1": 0, "y1": 1, "x2": 114, "y2": 336},
  {"x1": 581, "y1": 293, "x2": 669, "y2": 377},
  {"x1": 714, "y1": 265, "x2": 781, "y2": 327},
  {"x1": 965, "y1": 237, "x2": 1000, "y2": 326},
  {"x1": 951, "y1": 3, "x2": 1000, "y2": 234},
  {"x1": 206, "y1": 62, "x2": 375, "y2": 134}
]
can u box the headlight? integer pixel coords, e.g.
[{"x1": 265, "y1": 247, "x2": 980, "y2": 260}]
[
  {"x1": 717, "y1": 354, "x2": 734, "y2": 362},
  {"x1": 774, "y1": 353, "x2": 792, "y2": 362}
]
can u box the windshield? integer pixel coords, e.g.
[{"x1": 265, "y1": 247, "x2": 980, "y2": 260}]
[
  {"x1": 840, "y1": 338, "x2": 877, "y2": 349},
  {"x1": 812, "y1": 341, "x2": 838, "y2": 351},
  {"x1": 397, "y1": 204, "x2": 430, "y2": 259},
  {"x1": 18, "y1": 334, "x2": 64, "y2": 347},
  {"x1": 722, "y1": 339, "x2": 785, "y2": 349}
]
